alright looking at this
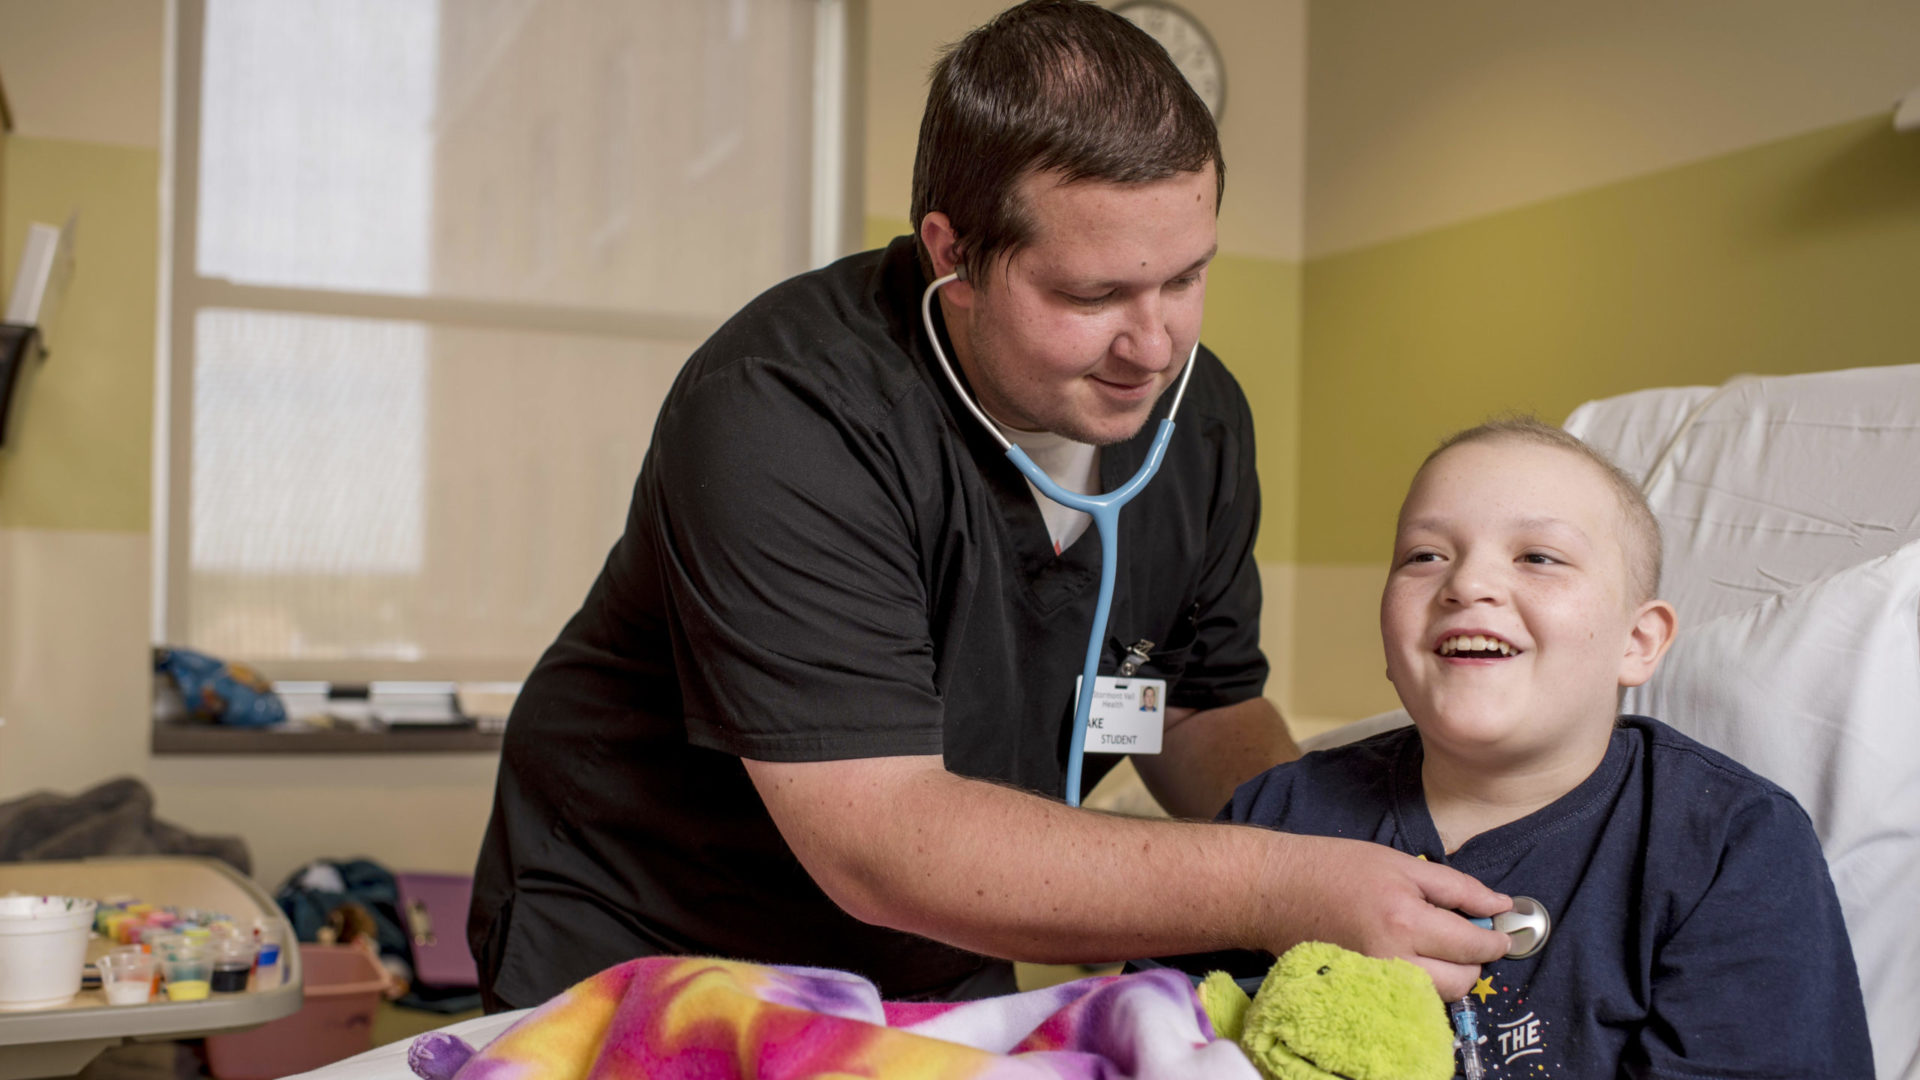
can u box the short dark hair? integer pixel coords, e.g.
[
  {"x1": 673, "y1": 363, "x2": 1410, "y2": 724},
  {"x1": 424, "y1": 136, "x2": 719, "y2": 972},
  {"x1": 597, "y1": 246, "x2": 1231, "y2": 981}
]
[
  {"x1": 910, "y1": 0, "x2": 1225, "y2": 284},
  {"x1": 1418, "y1": 416, "x2": 1664, "y2": 603}
]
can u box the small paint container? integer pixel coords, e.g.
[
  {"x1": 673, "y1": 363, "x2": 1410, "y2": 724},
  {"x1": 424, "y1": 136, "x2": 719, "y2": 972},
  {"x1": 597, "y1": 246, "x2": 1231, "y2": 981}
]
[
  {"x1": 161, "y1": 944, "x2": 212, "y2": 1001},
  {"x1": 249, "y1": 919, "x2": 284, "y2": 989},
  {"x1": 210, "y1": 939, "x2": 256, "y2": 993},
  {"x1": 164, "y1": 978, "x2": 211, "y2": 1002},
  {"x1": 102, "y1": 912, "x2": 138, "y2": 944},
  {"x1": 93, "y1": 902, "x2": 128, "y2": 936},
  {"x1": 97, "y1": 949, "x2": 154, "y2": 1006},
  {"x1": 140, "y1": 932, "x2": 177, "y2": 996}
]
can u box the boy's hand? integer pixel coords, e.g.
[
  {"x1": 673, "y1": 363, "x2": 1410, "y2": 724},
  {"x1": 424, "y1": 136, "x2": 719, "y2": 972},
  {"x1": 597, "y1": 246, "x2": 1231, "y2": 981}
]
[{"x1": 1255, "y1": 832, "x2": 1513, "y2": 1000}]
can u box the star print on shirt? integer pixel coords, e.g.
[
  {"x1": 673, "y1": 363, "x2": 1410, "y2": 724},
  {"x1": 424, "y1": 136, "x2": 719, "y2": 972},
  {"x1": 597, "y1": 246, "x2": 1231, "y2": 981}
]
[{"x1": 1468, "y1": 978, "x2": 1560, "y2": 1075}]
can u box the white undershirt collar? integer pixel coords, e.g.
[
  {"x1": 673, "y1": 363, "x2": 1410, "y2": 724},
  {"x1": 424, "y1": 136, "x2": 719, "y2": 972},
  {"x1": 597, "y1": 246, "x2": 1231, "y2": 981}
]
[{"x1": 985, "y1": 412, "x2": 1099, "y2": 555}]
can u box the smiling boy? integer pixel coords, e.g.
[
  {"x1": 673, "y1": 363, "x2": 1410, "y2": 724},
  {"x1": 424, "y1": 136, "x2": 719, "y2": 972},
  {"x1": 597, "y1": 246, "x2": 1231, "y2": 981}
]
[{"x1": 1225, "y1": 418, "x2": 1873, "y2": 1078}]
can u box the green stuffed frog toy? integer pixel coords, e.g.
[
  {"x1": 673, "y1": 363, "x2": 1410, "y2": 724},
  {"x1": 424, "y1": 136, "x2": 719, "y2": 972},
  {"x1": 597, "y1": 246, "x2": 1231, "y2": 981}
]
[{"x1": 1199, "y1": 942, "x2": 1457, "y2": 1080}]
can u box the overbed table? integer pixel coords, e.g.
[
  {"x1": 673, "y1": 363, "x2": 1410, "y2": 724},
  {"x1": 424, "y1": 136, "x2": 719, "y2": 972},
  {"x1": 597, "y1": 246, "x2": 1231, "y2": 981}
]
[{"x1": 0, "y1": 856, "x2": 303, "y2": 1079}]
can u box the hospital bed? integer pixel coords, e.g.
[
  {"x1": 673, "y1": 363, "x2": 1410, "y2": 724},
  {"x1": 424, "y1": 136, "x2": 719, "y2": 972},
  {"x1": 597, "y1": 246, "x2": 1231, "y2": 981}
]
[{"x1": 288, "y1": 364, "x2": 1920, "y2": 1080}]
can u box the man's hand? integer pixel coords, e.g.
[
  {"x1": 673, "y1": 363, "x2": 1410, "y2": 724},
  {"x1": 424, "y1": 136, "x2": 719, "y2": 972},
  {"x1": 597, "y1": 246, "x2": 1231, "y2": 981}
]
[
  {"x1": 1252, "y1": 832, "x2": 1512, "y2": 1000},
  {"x1": 743, "y1": 753, "x2": 1512, "y2": 1000}
]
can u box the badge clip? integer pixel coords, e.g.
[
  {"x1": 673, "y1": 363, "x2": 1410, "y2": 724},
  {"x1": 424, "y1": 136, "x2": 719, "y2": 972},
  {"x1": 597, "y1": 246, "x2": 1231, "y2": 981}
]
[{"x1": 1117, "y1": 639, "x2": 1155, "y2": 677}]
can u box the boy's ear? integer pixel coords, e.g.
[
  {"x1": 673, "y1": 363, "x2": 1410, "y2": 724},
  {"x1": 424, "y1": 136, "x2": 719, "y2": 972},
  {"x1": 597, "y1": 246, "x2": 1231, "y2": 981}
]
[{"x1": 1618, "y1": 599, "x2": 1678, "y2": 689}]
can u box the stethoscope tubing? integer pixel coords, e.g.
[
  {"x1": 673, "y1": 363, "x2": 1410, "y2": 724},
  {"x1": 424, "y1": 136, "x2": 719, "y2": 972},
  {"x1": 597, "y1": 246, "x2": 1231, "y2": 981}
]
[{"x1": 921, "y1": 271, "x2": 1197, "y2": 806}]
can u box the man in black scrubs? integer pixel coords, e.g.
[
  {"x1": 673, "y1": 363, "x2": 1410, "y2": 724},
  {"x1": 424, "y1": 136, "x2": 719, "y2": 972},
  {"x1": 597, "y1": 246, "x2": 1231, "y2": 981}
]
[{"x1": 471, "y1": 0, "x2": 1509, "y2": 1009}]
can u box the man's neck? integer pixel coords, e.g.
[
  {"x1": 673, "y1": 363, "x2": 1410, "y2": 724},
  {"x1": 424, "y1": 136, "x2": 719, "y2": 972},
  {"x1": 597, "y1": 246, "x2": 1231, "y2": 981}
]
[{"x1": 1420, "y1": 726, "x2": 1613, "y2": 855}]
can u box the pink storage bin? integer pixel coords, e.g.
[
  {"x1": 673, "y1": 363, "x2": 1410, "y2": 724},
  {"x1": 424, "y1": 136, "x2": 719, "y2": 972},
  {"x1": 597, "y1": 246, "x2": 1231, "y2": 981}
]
[{"x1": 205, "y1": 943, "x2": 391, "y2": 1080}]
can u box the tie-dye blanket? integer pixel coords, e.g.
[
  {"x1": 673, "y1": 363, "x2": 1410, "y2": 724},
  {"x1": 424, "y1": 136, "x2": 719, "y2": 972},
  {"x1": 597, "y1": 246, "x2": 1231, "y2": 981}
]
[{"x1": 407, "y1": 956, "x2": 1260, "y2": 1080}]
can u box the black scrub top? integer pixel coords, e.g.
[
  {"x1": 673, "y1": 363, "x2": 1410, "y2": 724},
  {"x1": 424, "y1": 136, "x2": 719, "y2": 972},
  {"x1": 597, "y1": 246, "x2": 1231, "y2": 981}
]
[{"x1": 471, "y1": 237, "x2": 1269, "y2": 1005}]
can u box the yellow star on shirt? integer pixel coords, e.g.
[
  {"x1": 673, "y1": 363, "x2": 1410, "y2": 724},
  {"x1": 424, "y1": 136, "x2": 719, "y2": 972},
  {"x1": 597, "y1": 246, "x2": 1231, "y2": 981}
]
[{"x1": 1471, "y1": 975, "x2": 1496, "y2": 1002}]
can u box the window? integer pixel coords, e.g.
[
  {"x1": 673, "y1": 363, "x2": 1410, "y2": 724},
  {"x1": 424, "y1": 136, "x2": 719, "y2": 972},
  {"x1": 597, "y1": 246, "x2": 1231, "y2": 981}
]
[{"x1": 161, "y1": 0, "x2": 860, "y2": 682}]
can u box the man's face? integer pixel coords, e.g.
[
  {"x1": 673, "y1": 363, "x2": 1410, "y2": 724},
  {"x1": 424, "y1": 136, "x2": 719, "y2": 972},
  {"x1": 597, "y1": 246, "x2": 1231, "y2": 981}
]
[
  {"x1": 942, "y1": 165, "x2": 1217, "y2": 446},
  {"x1": 1380, "y1": 439, "x2": 1650, "y2": 769}
]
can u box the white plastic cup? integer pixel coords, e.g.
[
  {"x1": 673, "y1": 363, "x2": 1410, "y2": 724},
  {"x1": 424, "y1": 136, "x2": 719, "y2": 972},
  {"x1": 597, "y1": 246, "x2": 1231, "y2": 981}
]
[
  {"x1": 97, "y1": 948, "x2": 155, "y2": 1006},
  {"x1": 0, "y1": 895, "x2": 99, "y2": 1011}
]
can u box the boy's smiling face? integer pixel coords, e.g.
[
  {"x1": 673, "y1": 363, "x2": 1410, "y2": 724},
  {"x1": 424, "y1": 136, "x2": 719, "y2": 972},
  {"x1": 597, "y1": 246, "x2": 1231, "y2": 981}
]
[{"x1": 1381, "y1": 438, "x2": 1675, "y2": 768}]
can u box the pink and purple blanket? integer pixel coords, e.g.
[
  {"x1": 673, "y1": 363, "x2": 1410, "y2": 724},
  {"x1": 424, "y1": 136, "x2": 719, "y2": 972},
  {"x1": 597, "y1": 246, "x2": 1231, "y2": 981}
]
[{"x1": 407, "y1": 957, "x2": 1259, "y2": 1080}]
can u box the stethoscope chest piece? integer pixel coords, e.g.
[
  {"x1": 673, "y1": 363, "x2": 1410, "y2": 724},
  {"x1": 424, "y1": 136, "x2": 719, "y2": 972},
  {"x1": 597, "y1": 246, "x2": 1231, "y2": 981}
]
[{"x1": 1473, "y1": 895, "x2": 1551, "y2": 959}]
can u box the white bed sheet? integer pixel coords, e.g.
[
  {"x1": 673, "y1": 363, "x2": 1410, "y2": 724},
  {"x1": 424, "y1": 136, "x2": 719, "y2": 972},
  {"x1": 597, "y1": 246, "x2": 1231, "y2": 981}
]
[{"x1": 285, "y1": 1009, "x2": 530, "y2": 1080}]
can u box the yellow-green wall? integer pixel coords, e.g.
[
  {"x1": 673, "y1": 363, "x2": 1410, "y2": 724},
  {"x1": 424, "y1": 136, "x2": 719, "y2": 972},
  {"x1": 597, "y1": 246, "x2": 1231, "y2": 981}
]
[
  {"x1": 0, "y1": 136, "x2": 155, "y2": 530},
  {"x1": 1288, "y1": 114, "x2": 1920, "y2": 722},
  {"x1": 1299, "y1": 115, "x2": 1920, "y2": 563},
  {"x1": 1198, "y1": 253, "x2": 1301, "y2": 564}
]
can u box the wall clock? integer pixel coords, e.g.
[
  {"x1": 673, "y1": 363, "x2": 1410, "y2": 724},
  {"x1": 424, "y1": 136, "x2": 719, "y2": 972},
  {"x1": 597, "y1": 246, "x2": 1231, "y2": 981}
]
[{"x1": 1113, "y1": 1, "x2": 1226, "y2": 122}]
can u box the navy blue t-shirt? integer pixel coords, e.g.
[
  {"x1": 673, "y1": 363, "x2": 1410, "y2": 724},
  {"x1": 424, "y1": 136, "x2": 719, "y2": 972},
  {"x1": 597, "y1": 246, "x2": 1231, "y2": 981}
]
[{"x1": 1225, "y1": 717, "x2": 1872, "y2": 1079}]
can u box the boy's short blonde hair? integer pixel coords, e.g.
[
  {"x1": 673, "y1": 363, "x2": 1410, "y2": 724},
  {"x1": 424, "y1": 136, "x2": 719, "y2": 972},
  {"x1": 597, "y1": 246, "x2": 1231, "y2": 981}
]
[{"x1": 1418, "y1": 416, "x2": 1663, "y2": 604}]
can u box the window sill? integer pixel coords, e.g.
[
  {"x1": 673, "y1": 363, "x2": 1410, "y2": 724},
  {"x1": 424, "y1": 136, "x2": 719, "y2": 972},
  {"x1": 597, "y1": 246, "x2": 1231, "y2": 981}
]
[{"x1": 150, "y1": 724, "x2": 504, "y2": 755}]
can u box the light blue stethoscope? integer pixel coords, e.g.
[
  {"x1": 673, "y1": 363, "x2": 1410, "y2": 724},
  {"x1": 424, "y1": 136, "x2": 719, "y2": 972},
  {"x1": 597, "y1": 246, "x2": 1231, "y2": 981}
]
[{"x1": 921, "y1": 270, "x2": 1197, "y2": 807}]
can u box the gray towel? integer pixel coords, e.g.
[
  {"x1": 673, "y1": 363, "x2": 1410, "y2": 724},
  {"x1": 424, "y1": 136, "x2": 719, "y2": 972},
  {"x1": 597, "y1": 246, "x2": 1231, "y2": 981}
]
[{"x1": 0, "y1": 776, "x2": 250, "y2": 875}]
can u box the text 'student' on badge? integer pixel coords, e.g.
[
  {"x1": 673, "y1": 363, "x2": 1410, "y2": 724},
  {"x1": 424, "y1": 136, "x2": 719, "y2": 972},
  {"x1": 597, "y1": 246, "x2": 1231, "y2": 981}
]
[{"x1": 1076, "y1": 675, "x2": 1166, "y2": 754}]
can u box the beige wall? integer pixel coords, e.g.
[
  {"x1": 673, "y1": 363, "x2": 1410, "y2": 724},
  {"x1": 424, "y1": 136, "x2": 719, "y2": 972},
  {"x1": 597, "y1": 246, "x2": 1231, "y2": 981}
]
[
  {"x1": 0, "y1": 0, "x2": 163, "y2": 151},
  {"x1": 0, "y1": 531, "x2": 151, "y2": 797}
]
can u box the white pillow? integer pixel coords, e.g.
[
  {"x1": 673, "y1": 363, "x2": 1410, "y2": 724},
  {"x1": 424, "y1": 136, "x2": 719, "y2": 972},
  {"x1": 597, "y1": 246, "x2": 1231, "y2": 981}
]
[
  {"x1": 1560, "y1": 383, "x2": 1715, "y2": 482},
  {"x1": 1624, "y1": 539, "x2": 1920, "y2": 1080},
  {"x1": 1566, "y1": 365, "x2": 1920, "y2": 627}
]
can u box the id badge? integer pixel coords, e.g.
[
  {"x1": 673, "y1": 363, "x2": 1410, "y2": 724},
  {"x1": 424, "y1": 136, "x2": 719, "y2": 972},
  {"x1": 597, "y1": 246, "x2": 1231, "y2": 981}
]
[{"x1": 1075, "y1": 675, "x2": 1166, "y2": 754}]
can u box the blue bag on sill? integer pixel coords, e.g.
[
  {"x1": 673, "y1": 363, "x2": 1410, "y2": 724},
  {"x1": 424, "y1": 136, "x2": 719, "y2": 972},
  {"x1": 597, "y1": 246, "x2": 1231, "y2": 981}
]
[{"x1": 154, "y1": 646, "x2": 287, "y2": 728}]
